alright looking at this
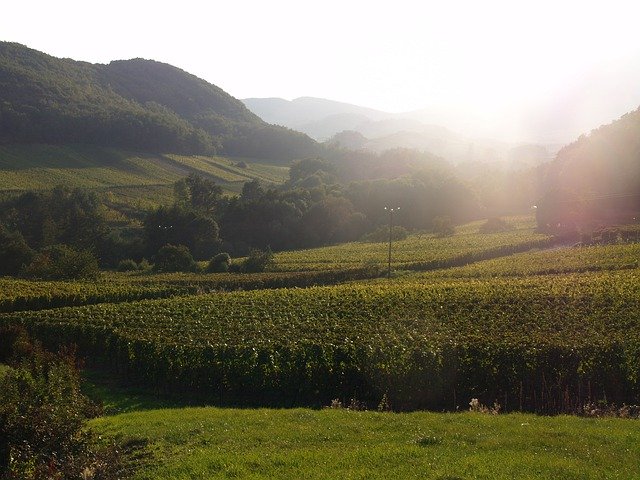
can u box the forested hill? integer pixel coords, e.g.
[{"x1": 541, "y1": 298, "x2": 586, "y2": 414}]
[
  {"x1": 0, "y1": 42, "x2": 319, "y2": 160},
  {"x1": 547, "y1": 107, "x2": 640, "y2": 198},
  {"x1": 532, "y1": 107, "x2": 640, "y2": 230}
]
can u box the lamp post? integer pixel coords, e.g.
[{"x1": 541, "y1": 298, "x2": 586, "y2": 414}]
[{"x1": 384, "y1": 206, "x2": 400, "y2": 279}]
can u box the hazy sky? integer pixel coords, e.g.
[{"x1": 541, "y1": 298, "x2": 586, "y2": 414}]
[{"x1": 3, "y1": 0, "x2": 640, "y2": 141}]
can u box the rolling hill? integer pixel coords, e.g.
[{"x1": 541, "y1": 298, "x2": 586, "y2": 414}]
[{"x1": 0, "y1": 42, "x2": 319, "y2": 161}]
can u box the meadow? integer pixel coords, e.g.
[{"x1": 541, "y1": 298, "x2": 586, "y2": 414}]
[{"x1": 89, "y1": 406, "x2": 640, "y2": 480}]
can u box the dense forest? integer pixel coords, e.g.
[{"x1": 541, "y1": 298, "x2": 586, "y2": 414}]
[{"x1": 0, "y1": 42, "x2": 319, "y2": 160}]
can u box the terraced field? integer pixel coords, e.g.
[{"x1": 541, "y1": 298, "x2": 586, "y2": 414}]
[{"x1": 0, "y1": 144, "x2": 290, "y2": 211}]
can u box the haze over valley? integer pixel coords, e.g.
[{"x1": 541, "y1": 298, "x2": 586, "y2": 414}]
[{"x1": 1, "y1": 2, "x2": 639, "y2": 479}]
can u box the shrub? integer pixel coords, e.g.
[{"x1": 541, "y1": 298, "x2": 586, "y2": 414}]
[
  {"x1": 153, "y1": 244, "x2": 197, "y2": 273},
  {"x1": 240, "y1": 247, "x2": 274, "y2": 273},
  {"x1": 361, "y1": 225, "x2": 408, "y2": 243},
  {"x1": 206, "y1": 252, "x2": 231, "y2": 273},
  {"x1": 117, "y1": 259, "x2": 139, "y2": 272},
  {"x1": 478, "y1": 217, "x2": 512, "y2": 234},
  {"x1": 22, "y1": 244, "x2": 99, "y2": 280},
  {"x1": 0, "y1": 227, "x2": 34, "y2": 276},
  {"x1": 0, "y1": 327, "x2": 134, "y2": 479},
  {"x1": 432, "y1": 216, "x2": 455, "y2": 237}
]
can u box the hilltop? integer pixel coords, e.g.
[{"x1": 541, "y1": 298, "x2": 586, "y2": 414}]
[{"x1": 0, "y1": 42, "x2": 319, "y2": 160}]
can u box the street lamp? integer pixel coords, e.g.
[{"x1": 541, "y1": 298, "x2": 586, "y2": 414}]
[{"x1": 384, "y1": 206, "x2": 400, "y2": 279}]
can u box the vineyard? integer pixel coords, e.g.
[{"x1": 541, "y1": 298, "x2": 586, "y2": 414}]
[
  {"x1": 0, "y1": 267, "x2": 379, "y2": 313},
  {"x1": 409, "y1": 242, "x2": 640, "y2": 280},
  {"x1": 4, "y1": 269, "x2": 639, "y2": 412},
  {"x1": 272, "y1": 217, "x2": 552, "y2": 271},
  {"x1": 0, "y1": 145, "x2": 287, "y2": 210}
]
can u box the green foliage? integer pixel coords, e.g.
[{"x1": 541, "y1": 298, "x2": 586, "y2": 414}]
[
  {"x1": 1, "y1": 185, "x2": 107, "y2": 251},
  {"x1": 0, "y1": 227, "x2": 33, "y2": 276},
  {"x1": 237, "y1": 247, "x2": 274, "y2": 273},
  {"x1": 206, "y1": 253, "x2": 231, "y2": 273},
  {"x1": 153, "y1": 244, "x2": 197, "y2": 273},
  {"x1": 117, "y1": 259, "x2": 141, "y2": 272},
  {"x1": 91, "y1": 406, "x2": 640, "y2": 480},
  {"x1": 361, "y1": 225, "x2": 409, "y2": 242},
  {"x1": 5, "y1": 269, "x2": 639, "y2": 412},
  {"x1": 478, "y1": 217, "x2": 512, "y2": 234},
  {"x1": 288, "y1": 158, "x2": 337, "y2": 186},
  {"x1": 0, "y1": 267, "x2": 380, "y2": 314},
  {"x1": 0, "y1": 326, "x2": 130, "y2": 479},
  {"x1": 22, "y1": 244, "x2": 99, "y2": 280},
  {"x1": 414, "y1": 243, "x2": 640, "y2": 280},
  {"x1": 552, "y1": 107, "x2": 640, "y2": 203},
  {"x1": 0, "y1": 42, "x2": 320, "y2": 159},
  {"x1": 535, "y1": 188, "x2": 584, "y2": 234},
  {"x1": 432, "y1": 215, "x2": 455, "y2": 237},
  {"x1": 144, "y1": 205, "x2": 220, "y2": 260},
  {"x1": 273, "y1": 217, "x2": 550, "y2": 271}
]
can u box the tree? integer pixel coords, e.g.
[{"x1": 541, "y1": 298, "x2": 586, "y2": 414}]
[
  {"x1": 22, "y1": 244, "x2": 99, "y2": 280},
  {"x1": 432, "y1": 216, "x2": 455, "y2": 237},
  {"x1": 0, "y1": 227, "x2": 34, "y2": 276},
  {"x1": 153, "y1": 244, "x2": 197, "y2": 273},
  {"x1": 185, "y1": 173, "x2": 223, "y2": 216},
  {"x1": 144, "y1": 205, "x2": 221, "y2": 260},
  {"x1": 206, "y1": 252, "x2": 231, "y2": 273}
]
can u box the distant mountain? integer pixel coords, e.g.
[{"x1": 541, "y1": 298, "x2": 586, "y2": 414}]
[
  {"x1": 243, "y1": 96, "x2": 558, "y2": 166},
  {"x1": 0, "y1": 42, "x2": 319, "y2": 161},
  {"x1": 243, "y1": 97, "x2": 388, "y2": 129}
]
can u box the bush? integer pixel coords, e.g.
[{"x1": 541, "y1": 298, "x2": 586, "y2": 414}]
[
  {"x1": 361, "y1": 225, "x2": 408, "y2": 242},
  {"x1": 22, "y1": 244, "x2": 99, "y2": 280},
  {"x1": 117, "y1": 259, "x2": 140, "y2": 272},
  {"x1": 0, "y1": 227, "x2": 34, "y2": 276},
  {"x1": 432, "y1": 216, "x2": 455, "y2": 237},
  {"x1": 478, "y1": 217, "x2": 512, "y2": 234},
  {"x1": 0, "y1": 326, "x2": 133, "y2": 479},
  {"x1": 238, "y1": 247, "x2": 274, "y2": 273},
  {"x1": 206, "y1": 252, "x2": 231, "y2": 273},
  {"x1": 153, "y1": 244, "x2": 197, "y2": 273}
]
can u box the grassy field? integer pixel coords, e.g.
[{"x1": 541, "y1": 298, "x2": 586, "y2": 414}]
[
  {"x1": 90, "y1": 405, "x2": 640, "y2": 480},
  {"x1": 79, "y1": 370, "x2": 640, "y2": 479}
]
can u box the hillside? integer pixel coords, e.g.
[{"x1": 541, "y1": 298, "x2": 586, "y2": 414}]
[
  {"x1": 538, "y1": 107, "x2": 640, "y2": 226},
  {"x1": 0, "y1": 144, "x2": 288, "y2": 215},
  {"x1": 0, "y1": 42, "x2": 319, "y2": 160},
  {"x1": 549, "y1": 107, "x2": 640, "y2": 196}
]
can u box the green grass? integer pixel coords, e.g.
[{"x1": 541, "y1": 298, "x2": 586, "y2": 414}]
[{"x1": 90, "y1": 406, "x2": 640, "y2": 479}]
